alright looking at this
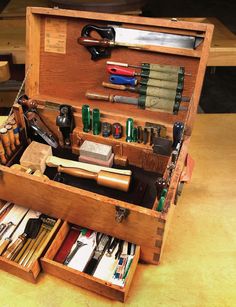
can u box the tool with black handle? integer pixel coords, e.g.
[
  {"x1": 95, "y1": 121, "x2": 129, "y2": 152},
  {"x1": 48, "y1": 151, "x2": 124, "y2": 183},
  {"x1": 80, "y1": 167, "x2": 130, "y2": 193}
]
[
  {"x1": 83, "y1": 234, "x2": 111, "y2": 275},
  {"x1": 56, "y1": 104, "x2": 75, "y2": 146},
  {"x1": 172, "y1": 121, "x2": 185, "y2": 150},
  {"x1": 2, "y1": 217, "x2": 42, "y2": 260},
  {"x1": 78, "y1": 25, "x2": 203, "y2": 61}
]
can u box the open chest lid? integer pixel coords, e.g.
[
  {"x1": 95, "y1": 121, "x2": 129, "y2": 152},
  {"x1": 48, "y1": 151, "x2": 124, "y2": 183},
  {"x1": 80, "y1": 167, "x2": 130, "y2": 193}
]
[{"x1": 25, "y1": 7, "x2": 213, "y2": 137}]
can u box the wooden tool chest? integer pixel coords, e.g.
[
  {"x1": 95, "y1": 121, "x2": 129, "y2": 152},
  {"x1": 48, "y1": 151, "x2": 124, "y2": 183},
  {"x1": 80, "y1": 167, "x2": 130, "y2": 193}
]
[{"x1": 0, "y1": 7, "x2": 213, "y2": 301}]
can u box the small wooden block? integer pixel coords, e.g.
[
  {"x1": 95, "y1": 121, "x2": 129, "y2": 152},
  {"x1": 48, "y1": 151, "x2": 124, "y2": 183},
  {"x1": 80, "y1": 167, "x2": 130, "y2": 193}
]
[
  {"x1": 20, "y1": 141, "x2": 52, "y2": 173},
  {"x1": 0, "y1": 61, "x2": 10, "y2": 82},
  {"x1": 114, "y1": 155, "x2": 128, "y2": 167},
  {"x1": 79, "y1": 140, "x2": 112, "y2": 161}
]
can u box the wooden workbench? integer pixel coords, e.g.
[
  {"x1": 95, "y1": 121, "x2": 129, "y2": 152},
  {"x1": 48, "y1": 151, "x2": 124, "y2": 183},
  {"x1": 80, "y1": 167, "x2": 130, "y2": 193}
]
[
  {"x1": 180, "y1": 17, "x2": 236, "y2": 66},
  {"x1": 0, "y1": 114, "x2": 235, "y2": 306}
]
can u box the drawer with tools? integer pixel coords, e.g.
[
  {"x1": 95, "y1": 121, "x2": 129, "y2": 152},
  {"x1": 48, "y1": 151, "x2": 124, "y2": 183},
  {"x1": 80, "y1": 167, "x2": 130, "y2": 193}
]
[
  {"x1": 0, "y1": 7, "x2": 213, "y2": 299},
  {"x1": 0, "y1": 200, "x2": 61, "y2": 282},
  {"x1": 41, "y1": 222, "x2": 139, "y2": 302}
]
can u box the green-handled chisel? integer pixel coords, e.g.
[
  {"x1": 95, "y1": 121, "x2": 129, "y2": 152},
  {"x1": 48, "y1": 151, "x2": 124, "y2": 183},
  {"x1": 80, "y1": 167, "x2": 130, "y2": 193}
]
[
  {"x1": 102, "y1": 82, "x2": 190, "y2": 102},
  {"x1": 86, "y1": 92, "x2": 188, "y2": 114},
  {"x1": 107, "y1": 61, "x2": 191, "y2": 76}
]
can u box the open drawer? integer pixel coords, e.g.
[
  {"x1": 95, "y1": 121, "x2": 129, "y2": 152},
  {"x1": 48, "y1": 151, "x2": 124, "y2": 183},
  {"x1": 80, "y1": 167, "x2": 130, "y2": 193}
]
[
  {"x1": 0, "y1": 201, "x2": 61, "y2": 283},
  {"x1": 41, "y1": 221, "x2": 140, "y2": 302}
]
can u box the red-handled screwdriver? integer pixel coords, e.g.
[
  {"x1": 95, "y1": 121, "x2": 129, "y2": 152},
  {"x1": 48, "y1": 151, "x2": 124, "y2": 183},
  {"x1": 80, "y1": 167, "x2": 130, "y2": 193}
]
[{"x1": 107, "y1": 65, "x2": 182, "y2": 82}]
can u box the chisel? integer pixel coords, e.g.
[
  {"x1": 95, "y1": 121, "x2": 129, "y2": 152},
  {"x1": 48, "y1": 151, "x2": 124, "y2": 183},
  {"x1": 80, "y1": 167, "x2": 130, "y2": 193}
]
[
  {"x1": 86, "y1": 92, "x2": 188, "y2": 114},
  {"x1": 107, "y1": 65, "x2": 183, "y2": 83},
  {"x1": 102, "y1": 82, "x2": 189, "y2": 102},
  {"x1": 0, "y1": 209, "x2": 29, "y2": 256},
  {"x1": 109, "y1": 75, "x2": 184, "y2": 92},
  {"x1": 2, "y1": 217, "x2": 42, "y2": 260},
  {"x1": 107, "y1": 61, "x2": 191, "y2": 76}
]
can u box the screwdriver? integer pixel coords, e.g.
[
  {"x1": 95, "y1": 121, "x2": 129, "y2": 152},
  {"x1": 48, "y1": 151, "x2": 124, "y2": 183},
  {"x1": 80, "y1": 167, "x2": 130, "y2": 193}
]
[
  {"x1": 86, "y1": 92, "x2": 187, "y2": 114},
  {"x1": 107, "y1": 65, "x2": 184, "y2": 83},
  {"x1": 107, "y1": 61, "x2": 191, "y2": 76},
  {"x1": 173, "y1": 121, "x2": 185, "y2": 150},
  {"x1": 102, "y1": 82, "x2": 190, "y2": 102},
  {"x1": 109, "y1": 75, "x2": 184, "y2": 92}
]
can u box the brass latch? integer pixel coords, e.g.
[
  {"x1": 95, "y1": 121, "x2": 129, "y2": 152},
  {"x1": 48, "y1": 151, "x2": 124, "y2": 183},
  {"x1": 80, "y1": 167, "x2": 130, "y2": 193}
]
[{"x1": 115, "y1": 206, "x2": 130, "y2": 223}]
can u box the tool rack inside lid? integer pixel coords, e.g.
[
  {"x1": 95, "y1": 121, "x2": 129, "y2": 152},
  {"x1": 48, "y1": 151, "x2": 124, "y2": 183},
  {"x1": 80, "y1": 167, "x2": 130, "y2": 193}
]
[{"x1": 25, "y1": 7, "x2": 213, "y2": 136}]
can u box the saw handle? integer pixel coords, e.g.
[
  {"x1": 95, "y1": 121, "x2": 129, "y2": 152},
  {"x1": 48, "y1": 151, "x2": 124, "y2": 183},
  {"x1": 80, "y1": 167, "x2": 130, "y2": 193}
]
[
  {"x1": 78, "y1": 37, "x2": 113, "y2": 48},
  {"x1": 79, "y1": 25, "x2": 115, "y2": 61}
]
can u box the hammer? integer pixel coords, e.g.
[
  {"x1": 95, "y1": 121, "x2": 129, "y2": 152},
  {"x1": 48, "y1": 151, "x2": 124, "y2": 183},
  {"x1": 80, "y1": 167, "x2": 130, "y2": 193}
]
[{"x1": 20, "y1": 141, "x2": 131, "y2": 192}]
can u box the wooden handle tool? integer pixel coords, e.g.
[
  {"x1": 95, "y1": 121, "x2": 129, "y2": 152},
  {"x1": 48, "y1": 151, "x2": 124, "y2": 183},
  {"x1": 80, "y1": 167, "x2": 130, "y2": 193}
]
[
  {"x1": 5, "y1": 125, "x2": 16, "y2": 151},
  {"x1": 46, "y1": 156, "x2": 132, "y2": 176},
  {"x1": 58, "y1": 166, "x2": 131, "y2": 192},
  {"x1": 2, "y1": 233, "x2": 27, "y2": 260},
  {"x1": 0, "y1": 127, "x2": 12, "y2": 157},
  {"x1": 0, "y1": 140, "x2": 7, "y2": 165},
  {"x1": 8, "y1": 119, "x2": 20, "y2": 146}
]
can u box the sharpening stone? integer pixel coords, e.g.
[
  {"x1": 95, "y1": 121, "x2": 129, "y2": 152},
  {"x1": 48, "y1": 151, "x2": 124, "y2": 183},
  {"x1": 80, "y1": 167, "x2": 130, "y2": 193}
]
[
  {"x1": 79, "y1": 140, "x2": 112, "y2": 161},
  {"x1": 79, "y1": 153, "x2": 114, "y2": 168},
  {"x1": 20, "y1": 141, "x2": 52, "y2": 173}
]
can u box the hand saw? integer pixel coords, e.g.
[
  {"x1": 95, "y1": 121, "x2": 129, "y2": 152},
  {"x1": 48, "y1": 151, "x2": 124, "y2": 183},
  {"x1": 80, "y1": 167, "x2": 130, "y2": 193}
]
[{"x1": 78, "y1": 24, "x2": 203, "y2": 60}]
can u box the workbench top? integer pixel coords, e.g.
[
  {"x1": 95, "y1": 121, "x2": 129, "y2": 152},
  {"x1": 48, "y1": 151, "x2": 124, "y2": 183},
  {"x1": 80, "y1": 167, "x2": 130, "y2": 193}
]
[{"x1": 0, "y1": 114, "x2": 235, "y2": 306}]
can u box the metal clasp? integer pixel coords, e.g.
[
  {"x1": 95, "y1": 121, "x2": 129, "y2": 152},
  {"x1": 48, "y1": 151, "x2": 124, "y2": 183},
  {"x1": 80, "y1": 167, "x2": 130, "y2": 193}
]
[{"x1": 115, "y1": 206, "x2": 130, "y2": 223}]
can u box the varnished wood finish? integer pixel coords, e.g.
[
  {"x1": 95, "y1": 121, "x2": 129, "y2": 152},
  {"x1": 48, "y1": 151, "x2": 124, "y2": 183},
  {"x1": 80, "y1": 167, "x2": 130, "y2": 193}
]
[
  {"x1": 0, "y1": 219, "x2": 61, "y2": 282},
  {"x1": 57, "y1": 166, "x2": 131, "y2": 192},
  {"x1": 0, "y1": 166, "x2": 165, "y2": 250},
  {"x1": 0, "y1": 6, "x2": 212, "y2": 277},
  {"x1": 25, "y1": 7, "x2": 204, "y2": 129},
  {"x1": 41, "y1": 221, "x2": 140, "y2": 302}
]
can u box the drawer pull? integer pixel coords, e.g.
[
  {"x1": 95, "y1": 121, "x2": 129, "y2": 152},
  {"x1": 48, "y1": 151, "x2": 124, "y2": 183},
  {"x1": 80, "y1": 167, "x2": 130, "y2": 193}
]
[{"x1": 115, "y1": 206, "x2": 129, "y2": 223}]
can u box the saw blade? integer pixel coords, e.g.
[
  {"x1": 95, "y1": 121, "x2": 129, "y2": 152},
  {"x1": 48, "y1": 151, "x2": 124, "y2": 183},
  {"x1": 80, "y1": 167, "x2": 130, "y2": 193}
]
[{"x1": 111, "y1": 25, "x2": 203, "y2": 50}]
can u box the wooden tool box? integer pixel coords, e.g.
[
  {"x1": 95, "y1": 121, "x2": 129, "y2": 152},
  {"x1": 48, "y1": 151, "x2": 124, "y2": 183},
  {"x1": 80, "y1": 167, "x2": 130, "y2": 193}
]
[{"x1": 0, "y1": 7, "x2": 213, "y2": 301}]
